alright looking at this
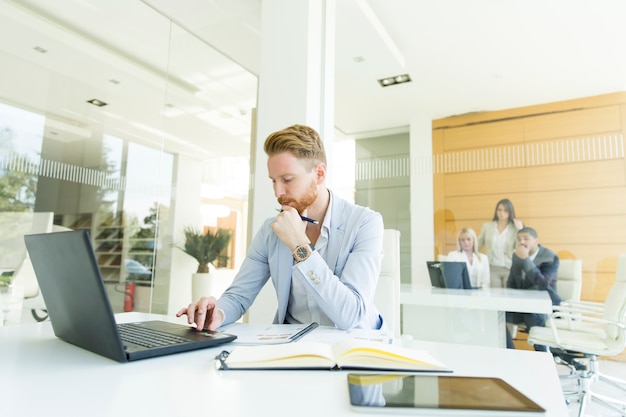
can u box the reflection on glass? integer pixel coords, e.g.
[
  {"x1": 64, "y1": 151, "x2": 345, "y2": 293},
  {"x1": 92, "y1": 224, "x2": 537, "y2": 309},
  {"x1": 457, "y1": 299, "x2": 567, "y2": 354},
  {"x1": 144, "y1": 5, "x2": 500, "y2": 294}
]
[
  {"x1": 0, "y1": 2, "x2": 254, "y2": 324},
  {"x1": 0, "y1": 102, "x2": 44, "y2": 213},
  {"x1": 0, "y1": 100, "x2": 176, "y2": 315}
]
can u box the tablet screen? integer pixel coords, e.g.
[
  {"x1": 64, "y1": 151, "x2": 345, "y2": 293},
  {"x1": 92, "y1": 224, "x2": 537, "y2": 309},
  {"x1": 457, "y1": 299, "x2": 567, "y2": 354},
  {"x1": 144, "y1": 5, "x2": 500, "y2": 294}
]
[{"x1": 347, "y1": 374, "x2": 545, "y2": 413}]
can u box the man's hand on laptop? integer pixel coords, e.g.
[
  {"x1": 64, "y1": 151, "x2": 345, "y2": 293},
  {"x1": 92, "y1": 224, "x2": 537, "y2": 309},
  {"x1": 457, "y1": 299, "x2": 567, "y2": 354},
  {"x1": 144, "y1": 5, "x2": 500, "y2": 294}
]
[{"x1": 176, "y1": 296, "x2": 224, "y2": 331}]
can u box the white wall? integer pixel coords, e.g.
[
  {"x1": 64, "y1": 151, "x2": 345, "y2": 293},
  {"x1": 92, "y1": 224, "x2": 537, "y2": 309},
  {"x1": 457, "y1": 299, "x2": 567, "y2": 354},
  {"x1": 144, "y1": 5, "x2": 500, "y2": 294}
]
[{"x1": 410, "y1": 118, "x2": 435, "y2": 286}]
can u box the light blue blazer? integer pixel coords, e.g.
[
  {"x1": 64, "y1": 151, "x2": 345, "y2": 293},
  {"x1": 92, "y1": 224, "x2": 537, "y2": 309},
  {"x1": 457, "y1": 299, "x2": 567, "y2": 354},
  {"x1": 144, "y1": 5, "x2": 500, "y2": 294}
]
[{"x1": 217, "y1": 192, "x2": 384, "y2": 330}]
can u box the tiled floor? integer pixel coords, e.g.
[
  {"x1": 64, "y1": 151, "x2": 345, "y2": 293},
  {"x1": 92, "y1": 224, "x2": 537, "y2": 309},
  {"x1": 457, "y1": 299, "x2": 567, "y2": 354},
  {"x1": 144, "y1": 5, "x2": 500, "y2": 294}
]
[{"x1": 554, "y1": 358, "x2": 626, "y2": 417}]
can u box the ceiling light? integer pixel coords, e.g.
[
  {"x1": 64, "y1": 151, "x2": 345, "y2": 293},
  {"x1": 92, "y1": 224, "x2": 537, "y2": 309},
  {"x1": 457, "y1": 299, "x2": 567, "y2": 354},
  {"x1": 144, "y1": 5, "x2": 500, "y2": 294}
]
[
  {"x1": 87, "y1": 98, "x2": 107, "y2": 107},
  {"x1": 378, "y1": 74, "x2": 412, "y2": 87},
  {"x1": 394, "y1": 74, "x2": 410, "y2": 83}
]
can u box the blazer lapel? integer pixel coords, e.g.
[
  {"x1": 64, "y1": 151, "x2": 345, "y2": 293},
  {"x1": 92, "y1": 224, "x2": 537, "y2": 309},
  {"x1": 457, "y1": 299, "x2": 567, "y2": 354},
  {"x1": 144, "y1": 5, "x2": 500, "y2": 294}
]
[{"x1": 325, "y1": 196, "x2": 346, "y2": 273}]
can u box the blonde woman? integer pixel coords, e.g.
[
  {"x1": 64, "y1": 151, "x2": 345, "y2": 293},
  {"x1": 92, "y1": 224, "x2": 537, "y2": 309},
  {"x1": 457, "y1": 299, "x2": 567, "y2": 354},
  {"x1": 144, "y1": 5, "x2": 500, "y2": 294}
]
[{"x1": 448, "y1": 227, "x2": 490, "y2": 288}]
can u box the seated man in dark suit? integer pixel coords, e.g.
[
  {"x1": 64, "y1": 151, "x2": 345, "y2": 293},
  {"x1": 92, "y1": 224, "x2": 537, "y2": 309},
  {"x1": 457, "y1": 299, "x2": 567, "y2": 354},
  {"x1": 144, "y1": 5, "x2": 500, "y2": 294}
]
[{"x1": 506, "y1": 227, "x2": 560, "y2": 351}]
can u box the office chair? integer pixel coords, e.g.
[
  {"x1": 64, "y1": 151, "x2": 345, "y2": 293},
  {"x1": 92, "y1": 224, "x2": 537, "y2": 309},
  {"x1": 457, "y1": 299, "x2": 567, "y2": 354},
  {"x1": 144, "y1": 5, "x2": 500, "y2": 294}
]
[
  {"x1": 508, "y1": 258, "x2": 583, "y2": 340},
  {"x1": 527, "y1": 254, "x2": 626, "y2": 417},
  {"x1": 374, "y1": 229, "x2": 401, "y2": 339},
  {"x1": 556, "y1": 259, "x2": 583, "y2": 303}
]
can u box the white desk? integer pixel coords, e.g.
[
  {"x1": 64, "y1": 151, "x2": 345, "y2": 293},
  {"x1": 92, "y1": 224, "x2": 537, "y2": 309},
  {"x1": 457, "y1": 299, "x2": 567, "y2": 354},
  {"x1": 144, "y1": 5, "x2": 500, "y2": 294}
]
[
  {"x1": 0, "y1": 313, "x2": 568, "y2": 417},
  {"x1": 401, "y1": 284, "x2": 553, "y2": 348}
]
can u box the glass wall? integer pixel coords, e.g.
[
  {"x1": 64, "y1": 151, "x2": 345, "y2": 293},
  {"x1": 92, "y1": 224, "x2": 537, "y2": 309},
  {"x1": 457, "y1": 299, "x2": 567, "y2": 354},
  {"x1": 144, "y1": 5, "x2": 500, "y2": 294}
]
[
  {"x1": 355, "y1": 133, "x2": 411, "y2": 284},
  {"x1": 0, "y1": 2, "x2": 254, "y2": 325}
]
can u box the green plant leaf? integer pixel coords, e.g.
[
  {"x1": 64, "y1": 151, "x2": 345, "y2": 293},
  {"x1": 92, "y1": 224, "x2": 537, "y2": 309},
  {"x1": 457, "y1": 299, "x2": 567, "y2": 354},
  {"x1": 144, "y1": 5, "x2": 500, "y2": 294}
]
[{"x1": 178, "y1": 226, "x2": 232, "y2": 273}]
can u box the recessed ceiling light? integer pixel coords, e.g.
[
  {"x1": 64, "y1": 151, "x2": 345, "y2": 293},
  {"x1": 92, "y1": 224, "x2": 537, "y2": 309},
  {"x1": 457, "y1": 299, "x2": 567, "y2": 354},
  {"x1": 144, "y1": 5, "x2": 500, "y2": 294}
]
[
  {"x1": 378, "y1": 73, "x2": 412, "y2": 87},
  {"x1": 87, "y1": 98, "x2": 107, "y2": 107}
]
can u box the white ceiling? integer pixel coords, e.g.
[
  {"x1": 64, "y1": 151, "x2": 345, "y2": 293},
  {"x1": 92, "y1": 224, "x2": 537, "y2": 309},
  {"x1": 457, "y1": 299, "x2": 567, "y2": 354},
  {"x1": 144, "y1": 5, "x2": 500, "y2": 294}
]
[{"x1": 2, "y1": 0, "x2": 626, "y2": 159}]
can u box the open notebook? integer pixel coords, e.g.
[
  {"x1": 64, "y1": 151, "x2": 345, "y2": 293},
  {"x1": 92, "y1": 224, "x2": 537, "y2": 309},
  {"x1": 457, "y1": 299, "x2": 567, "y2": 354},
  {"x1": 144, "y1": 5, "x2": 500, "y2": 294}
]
[{"x1": 24, "y1": 230, "x2": 236, "y2": 362}]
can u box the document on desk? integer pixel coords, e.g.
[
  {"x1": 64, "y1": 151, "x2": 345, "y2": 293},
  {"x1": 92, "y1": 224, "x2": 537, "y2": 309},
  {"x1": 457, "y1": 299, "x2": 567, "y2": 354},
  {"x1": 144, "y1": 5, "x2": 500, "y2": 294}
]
[
  {"x1": 220, "y1": 323, "x2": 392, "y2": 346},
  {"x1": 219, "y1": 322, "x2": 319, "y2": 345},
  {"x1": 215, "y1": 338, "x2": 451, "y2": 372}
]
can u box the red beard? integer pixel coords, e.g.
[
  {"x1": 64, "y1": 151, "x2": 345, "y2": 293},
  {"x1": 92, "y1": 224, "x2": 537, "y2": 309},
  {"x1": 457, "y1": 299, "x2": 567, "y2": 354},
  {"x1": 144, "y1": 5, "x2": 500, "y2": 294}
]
[{"x1": 278, "y1": 180, "x2": 318, "y2": 214}]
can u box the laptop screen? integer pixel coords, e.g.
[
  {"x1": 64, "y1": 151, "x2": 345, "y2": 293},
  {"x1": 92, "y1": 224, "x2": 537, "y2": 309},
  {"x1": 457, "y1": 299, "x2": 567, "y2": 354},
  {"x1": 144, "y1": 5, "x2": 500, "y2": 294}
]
[
  {"x1": 24, "y1": 229, "x2": 237, "y2": 362},
  {"x1": 426, "y1": 261, "x2": 472, "y2": 289}
]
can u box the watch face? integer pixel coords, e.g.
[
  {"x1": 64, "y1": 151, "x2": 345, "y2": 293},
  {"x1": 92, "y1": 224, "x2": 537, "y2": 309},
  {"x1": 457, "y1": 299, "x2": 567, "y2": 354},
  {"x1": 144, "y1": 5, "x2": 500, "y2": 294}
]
[{"x1": 296, "y1": 246, "x2": 309, "y2": 259}]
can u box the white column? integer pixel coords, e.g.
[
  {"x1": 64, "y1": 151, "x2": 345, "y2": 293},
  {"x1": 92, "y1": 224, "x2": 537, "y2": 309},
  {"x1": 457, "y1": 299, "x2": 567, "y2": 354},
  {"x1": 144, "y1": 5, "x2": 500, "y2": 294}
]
[
  {"x1": 163, "y1": 154, "x2": 203, "y2": 315},
  {"x1": 247, "y1": 0, "x2": 335, "y2": 322},
  {"x1": 409, "y1": 118, "x2": 434, "y2": 286}
]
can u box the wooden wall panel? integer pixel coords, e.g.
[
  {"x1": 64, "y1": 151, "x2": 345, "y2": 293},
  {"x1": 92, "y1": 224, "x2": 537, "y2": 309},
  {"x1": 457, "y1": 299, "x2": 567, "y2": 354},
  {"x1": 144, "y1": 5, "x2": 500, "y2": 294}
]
[
  {"x1": 444, "y1": 195, "x2": 504, "y2": 221},
  {"x1": 585, "y1": 271, "x2": 616, "y2": 301},
  {"x1": 444, "y1": 168, "x2": 528, "y2": 196},
  {"x1": 515, "y1": 216, "x2": 626, "y2": 245},
  {"x1": 524, "y1": 160, "x2": 625, "y2": 190},
  {"x1": 433, "y1": 93, "x2": 626, "y2": 303},
  {"x1": 520, "y1": 187, "x2": 626, "y2": 218},
  {"x1": 549, "y1": 244, "x2": 626, "y2": 272},
  {"x1": 443, "y1": 160, "x2": 625, "y2": 197},
  {"x1": 446, "y1": 187, "x2": 626, "y2": 221},
  {"x1": 443, "y1": 119, "x2": 524, "y2": 151},
  {"x1": 433, "y1": 91, "x2": 626, "y2": 130},
  {"x1": 524, "y1": 106, "x2": 622, "y2": 141}
]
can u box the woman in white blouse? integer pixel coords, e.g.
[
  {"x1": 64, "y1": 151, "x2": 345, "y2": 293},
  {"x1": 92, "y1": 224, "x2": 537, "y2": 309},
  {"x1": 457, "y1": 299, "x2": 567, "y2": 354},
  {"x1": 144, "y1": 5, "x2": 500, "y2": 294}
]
[
  {"x1": 477, "y1": 198, "x2": 524, "y2": 288},
  {"x1": 448, "y1": 227, "x2": 490, "y2": 288}
]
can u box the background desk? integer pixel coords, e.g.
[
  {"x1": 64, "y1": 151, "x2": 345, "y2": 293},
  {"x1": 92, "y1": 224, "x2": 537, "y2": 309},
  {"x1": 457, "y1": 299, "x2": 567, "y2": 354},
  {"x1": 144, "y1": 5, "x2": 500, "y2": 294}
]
[
  {"x1": 401, "y1": 284, "x2": 552, "y2": 348},
  {"x1": 0, "y1": 313, "x2": 567, "y2": 417}
]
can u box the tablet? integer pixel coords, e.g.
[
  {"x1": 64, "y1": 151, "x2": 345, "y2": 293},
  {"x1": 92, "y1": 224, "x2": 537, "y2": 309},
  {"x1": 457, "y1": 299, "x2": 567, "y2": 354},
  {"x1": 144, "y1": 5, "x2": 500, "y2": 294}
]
[{"x1": 347, "y1": 374, "x2": 545, "y2": 415}]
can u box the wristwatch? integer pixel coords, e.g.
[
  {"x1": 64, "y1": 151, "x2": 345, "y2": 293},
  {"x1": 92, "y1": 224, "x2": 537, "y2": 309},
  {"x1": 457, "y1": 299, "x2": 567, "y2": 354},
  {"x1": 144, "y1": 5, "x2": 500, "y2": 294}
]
[{"x1": 293, "y1": 243, "x2": 315, "y2": 262}]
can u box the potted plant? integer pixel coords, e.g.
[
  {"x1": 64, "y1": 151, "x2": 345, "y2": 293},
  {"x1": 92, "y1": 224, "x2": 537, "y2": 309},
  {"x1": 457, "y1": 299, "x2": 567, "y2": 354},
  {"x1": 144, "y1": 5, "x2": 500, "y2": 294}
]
[{"x1": 178, "y1": 226, "x2": 232, "y2": 300}]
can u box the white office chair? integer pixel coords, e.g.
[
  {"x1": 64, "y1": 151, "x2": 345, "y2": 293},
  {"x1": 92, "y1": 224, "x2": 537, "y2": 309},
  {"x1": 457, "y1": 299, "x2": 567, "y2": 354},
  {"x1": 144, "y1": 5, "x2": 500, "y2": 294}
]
[
  {"x1": 556, "y1": 259, "x2": 583, "y2": 304},
  {"x1": 508, "y1": 258, "x2": 583, "y2": 340},
  {"x1": 374, "y1": 229, "x2": 401, "y2": 339},
  {"x1": 527, "y1": 254, "x2": 626, "y2": 417}
]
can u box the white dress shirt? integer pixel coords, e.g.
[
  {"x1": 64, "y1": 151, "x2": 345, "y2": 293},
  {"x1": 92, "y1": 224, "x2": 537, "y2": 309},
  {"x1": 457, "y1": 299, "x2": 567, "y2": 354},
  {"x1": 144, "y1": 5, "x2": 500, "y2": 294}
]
[
  {"x1": 447, "y1": 250, "x2": 491, "y2": 288},
  {"x1": 286, "y1": 195, "x2": 333, "y2": 325}
]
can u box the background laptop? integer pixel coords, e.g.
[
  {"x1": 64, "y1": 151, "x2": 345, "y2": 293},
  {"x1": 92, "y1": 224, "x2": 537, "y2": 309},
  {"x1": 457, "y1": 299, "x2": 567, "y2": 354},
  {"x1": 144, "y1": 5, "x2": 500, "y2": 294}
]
[
  {"x1": 24, "y1": 230, "x2": 236, "y2": 362},
  {"x1": 426, "y1": 261, "x2": 478, "y2": 290}
]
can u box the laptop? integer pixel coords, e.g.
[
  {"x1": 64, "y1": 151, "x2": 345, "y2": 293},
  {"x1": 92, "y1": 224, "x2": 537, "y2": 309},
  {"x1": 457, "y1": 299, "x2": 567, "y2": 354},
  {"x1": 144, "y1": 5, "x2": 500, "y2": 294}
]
[
  {"x1": 24, "y1": 229, "x2": 237, "y2": 362},
  {"x1": 426, "y1": 261, "x2": 479, "y2": 290}
]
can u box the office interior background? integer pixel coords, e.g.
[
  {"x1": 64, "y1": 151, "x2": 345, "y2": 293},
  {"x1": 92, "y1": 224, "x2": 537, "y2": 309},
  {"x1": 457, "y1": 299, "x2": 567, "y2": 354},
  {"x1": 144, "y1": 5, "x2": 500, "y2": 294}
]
[{"x1": 2, "y1": 0, "x2": 626, "y2": 337}]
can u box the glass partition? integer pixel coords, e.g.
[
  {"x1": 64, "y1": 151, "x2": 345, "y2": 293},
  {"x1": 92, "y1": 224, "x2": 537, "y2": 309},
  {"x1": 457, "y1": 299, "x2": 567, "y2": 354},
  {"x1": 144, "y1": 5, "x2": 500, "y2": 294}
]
[{"x1": 0, "y1": 2, "x2": 254, "y2": 325}]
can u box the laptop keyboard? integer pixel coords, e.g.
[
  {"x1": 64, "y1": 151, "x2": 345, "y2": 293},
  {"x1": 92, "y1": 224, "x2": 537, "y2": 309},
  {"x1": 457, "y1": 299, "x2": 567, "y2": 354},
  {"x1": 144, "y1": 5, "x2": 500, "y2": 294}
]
[{"x1": 118, "y1": 323, "x2": 190, "y2": 348}]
